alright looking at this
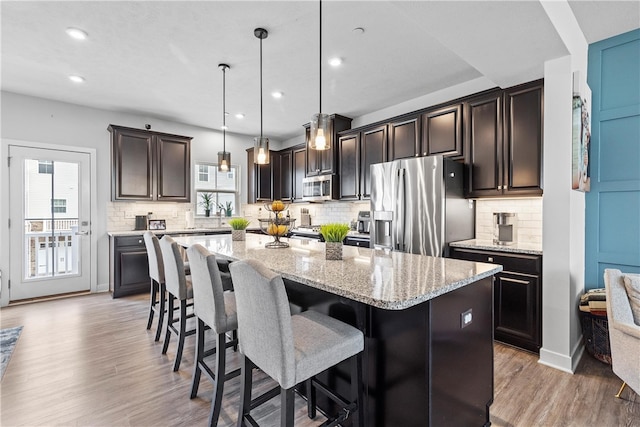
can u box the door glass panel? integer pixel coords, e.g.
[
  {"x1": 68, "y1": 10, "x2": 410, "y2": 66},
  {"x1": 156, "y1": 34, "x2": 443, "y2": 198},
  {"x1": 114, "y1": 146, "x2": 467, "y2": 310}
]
[{"x1": 23, "y1": 158, "x2": 80, "y2": 280}]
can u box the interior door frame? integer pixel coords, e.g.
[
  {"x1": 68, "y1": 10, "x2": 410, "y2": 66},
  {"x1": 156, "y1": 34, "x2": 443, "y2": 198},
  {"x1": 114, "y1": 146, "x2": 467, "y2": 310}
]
[{"x1": 1, "y1": 139, "x2": 98, "y2": 306}]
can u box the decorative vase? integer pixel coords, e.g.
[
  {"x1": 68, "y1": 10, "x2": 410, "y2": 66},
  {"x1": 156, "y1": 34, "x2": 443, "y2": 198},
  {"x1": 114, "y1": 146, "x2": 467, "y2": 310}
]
[
  {"x1": 232, "y1": 229, "x2": 246, "y2": 241},
  {"x1": 325, "y1": 242, "x2": 343, "y2": 260},
  {"x1": 226, "y1": 209, "x2": 233, "y2": 217},
  {"x1": 205, "y1": 209, "x2": 210, "y2": 217}
]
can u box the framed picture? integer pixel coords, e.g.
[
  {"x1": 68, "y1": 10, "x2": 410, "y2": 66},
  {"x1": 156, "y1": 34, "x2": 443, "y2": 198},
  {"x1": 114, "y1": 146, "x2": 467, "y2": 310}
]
[
  {"x1": 572, "y1": 95, "x2": 591, "y2": 192},
  {"x1": 148, "y1": 219, "x2": 166, "y2": 230}
]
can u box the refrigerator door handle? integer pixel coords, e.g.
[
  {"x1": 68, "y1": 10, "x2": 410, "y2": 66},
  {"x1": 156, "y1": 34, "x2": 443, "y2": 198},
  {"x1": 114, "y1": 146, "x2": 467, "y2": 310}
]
[{"x1": 395, "y1": 168, "x2": 406, "y2": 251}]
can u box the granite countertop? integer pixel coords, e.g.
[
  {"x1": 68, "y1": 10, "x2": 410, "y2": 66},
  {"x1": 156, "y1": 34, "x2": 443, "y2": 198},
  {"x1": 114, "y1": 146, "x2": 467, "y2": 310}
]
[
  {"x1": 172, "y1": 234, "x2": 502, "y2": 310},
  {"x1": 449, "y1": 239, "x2": 542, "y2": 255},
  {"x1": 107, "y1": 227, "x2": 232, "y2": 237}
]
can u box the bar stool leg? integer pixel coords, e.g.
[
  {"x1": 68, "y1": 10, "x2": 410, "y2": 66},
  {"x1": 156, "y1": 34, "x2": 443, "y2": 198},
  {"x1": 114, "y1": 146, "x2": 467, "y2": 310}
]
[
  {"x1": 281, "y1": 387, "x2": 295, "y2": 427},
  {"x1": 351, "y1": 352, "x2": 364, "y2": 427},
  {"x1": 173, "y1": 300, "x2": 187, "y2": 372},
  {"x1": 147, "y1": 279, "x2": 157, "y2": 330},
  {"x1": 162, "y1": 294, "x2": 175, "y2": 355},
  {"x1": 306, "y1": 378, "x2": 316, "y2": 419},
  {"x1": 237, "y1": 355, "x2": 253, "y2": 427},
  {"x1": 190, "y1": 318, "x2": 205, "y2": 398},
  {"x1": 155, "y1": 282, "x2": 166, "y2": 342},
  {"x1": 209, "y1": 333, "x2": 227, "y2": 427}
]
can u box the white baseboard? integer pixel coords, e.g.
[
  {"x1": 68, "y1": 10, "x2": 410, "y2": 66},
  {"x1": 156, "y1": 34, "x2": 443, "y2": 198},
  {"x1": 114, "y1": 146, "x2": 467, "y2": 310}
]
[{"x1": 538, "y1": 340, "x2": 585, "y2": 374}]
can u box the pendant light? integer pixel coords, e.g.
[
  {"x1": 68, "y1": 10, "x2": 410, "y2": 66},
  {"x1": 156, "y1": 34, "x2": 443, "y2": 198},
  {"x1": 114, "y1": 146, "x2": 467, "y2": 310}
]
[
  {"x1": 217, "y1": 63, "x2": 231, "y2": 172},
  {"x1": 253, "y1": 27, "x2": 270, "y2": 165},
  {"x1": 309, "y1": 0, "x2": 329, "y2": 151}
]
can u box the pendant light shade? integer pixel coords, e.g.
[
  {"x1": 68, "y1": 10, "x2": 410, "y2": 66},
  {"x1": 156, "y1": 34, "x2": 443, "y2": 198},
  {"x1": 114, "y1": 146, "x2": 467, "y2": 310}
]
[
  {"x1": 253, "y1": 27, "x2": 270, "y2": 165},
  {"x1": 218, "y1": 63, "x2": 231, "y2": 172},
  {"x1": 310, "y1": 0, "x2": 330, "y2": 151}
]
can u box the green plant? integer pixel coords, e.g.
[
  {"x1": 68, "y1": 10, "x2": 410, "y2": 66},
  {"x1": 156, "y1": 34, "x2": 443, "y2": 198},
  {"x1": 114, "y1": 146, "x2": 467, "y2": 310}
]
[
  {"x1": 199, "y1": 192, "x2": 214, "y2": 210},
  {"x1": 218, "y1": 201, "x2": 233, "y2": 216},
  {"x1": 228, "y1": 218, "x2": 250, "y2": 230},
  {"x1": 319, "y1": 223, "x2": 350, "y2": 243}
]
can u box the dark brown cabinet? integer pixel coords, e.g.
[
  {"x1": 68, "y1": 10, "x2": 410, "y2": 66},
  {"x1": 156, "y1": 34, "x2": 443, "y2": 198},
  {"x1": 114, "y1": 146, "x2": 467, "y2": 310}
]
[
  {"x1": 449, "y1": 247, "x2": 542, "y2": 353},
  {"x1": 338, "y1": 124, "x2": 387, "y2": 200},
  {"x1": 465, "y1": 80, "x2": 543, "y2": 197},
  {"x1": 246, "y1": 148, "x2": 274, "y2": 203},
  {"x1": 274, "y1": 150, "x2": 293, "y2": 202},
  {"x1": 109, "y1": 125, "x2": 191, "y2": 202},
  {"x1": 388, "y1": 116, "x2": 420, "y2": 160},
  {"x1": 422, "y1": 104, "x2": 463, "y2": 158},
  {"x1": 292, "y1": 146, "x2": 306, "y2": 202},
  {"x1": 110, "y1": 235, "x2": 149, "y2": 298},
  {"x1": 305, "y1": 114, "x2": 352, "y2": 176}
]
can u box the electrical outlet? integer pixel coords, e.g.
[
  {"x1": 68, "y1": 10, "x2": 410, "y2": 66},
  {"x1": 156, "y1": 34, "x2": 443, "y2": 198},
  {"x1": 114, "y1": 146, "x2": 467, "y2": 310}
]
[
  {"x1": 461, "y1": 309, "x2": 473, "y2": 329},
  {"x1": 124, "y1": 211, "x2": 135, "y2": 219},
  {"x1": 172, "y1": 211, "x2": 178, "y2": 218}
]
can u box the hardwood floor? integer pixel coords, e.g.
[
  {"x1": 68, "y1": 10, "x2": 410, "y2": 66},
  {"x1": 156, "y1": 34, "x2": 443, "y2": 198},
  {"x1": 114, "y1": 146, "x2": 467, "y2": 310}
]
[{"x1": 1, "y1": 292, "x2": 639, "y2": 426}]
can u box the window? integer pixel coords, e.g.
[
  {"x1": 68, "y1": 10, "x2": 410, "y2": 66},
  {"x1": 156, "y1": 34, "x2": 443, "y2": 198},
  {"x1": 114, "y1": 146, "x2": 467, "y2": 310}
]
[
  {"x1": 52, "y1": 199, "x2": 67, "y2": 213},
  {"x1": 194, "y1": 163, "x2": 239, "y2": 216},
  {"x1": 38, "y1": 161, "x2": 53, "y2": 174}
]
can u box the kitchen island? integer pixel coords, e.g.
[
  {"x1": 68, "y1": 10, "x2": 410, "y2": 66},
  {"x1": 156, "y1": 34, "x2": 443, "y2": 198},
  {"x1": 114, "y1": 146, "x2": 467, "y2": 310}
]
[{"x1": 173, "y1": 234, "x2": 502, "y2": 427}]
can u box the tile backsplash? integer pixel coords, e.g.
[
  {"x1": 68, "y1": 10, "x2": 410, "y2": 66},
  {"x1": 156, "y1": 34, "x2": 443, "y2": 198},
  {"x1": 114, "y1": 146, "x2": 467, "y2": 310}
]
[
  {"x1": 243, "y1": 201, "x2": 369, "y2": 227},
  {"x1": 474, "y1": 198, "x2": 543, "y2": 244}
]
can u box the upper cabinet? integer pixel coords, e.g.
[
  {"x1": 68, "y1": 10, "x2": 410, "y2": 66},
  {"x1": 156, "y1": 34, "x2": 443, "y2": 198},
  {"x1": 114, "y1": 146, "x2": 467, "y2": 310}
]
[
  {"x1": 338, "y1": 124, "x2": 388, "y2": 200},
  {"x1": 305, "y1": 114, "x2": 353, "y2": 176},
  {"x1": 422, "y1": 104, "x2": 463, "y2": 159},
  {"x1": 246, "y1": 148, "x2": 274, "y2": 204},
  {"x1": 388, "y1": 116, "x2": 420, "y2": 160},
  {"x1": 109, "y1": 125, "x2": 191, "y2": 202},
  {"x1": 292, "y1": 145, "x2": 307, "y2": 202},
  {"x1": 465, "y1": 80, "x2": 543, "y2": 198}
]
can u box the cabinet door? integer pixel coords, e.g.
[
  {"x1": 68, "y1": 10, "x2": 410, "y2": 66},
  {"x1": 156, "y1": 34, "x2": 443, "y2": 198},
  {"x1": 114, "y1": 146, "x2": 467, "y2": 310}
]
[
  {"x1": 156, "y1": 135, "x2": 191, "y2": 202},
  {"x1": 360, "y1": 125, "x2": 388, "y2": 199},
  {"x1": 338, "y1": 133, "x2": 360, "y2": 200},
  {"x1": 494, "y1": 271, "x2": 540, "y2": 352},
  {"x1": 256, "y1": 151, "x2": 274, "y2": 202},
  {"x1": 504, "y1": 81, "x2": 543, "y2": 196},
  {"x1": 293, "y1": 147, "x2": 306, "y2": 202},
  {"x1": 246, "y1": 148, "x2": 256, "y2": 204},
  {"x1": 388, "y1": 116, "x2": 420, "y2": 160},
  {"x1": 279, "y1": 150, "x2": 293, "y2": 201},
  {"x1": 422, "y1": 104, "x2": 463, "y2": 158},
  {"x1": 465, "y1": 92, "x2": 504, "y2": 197},
  {"x1": 111, "y1": 127, "x2": 154, "y2": 201},
  {"x1": 113, "y1": 236, "x2": 150, "y2": 298}
]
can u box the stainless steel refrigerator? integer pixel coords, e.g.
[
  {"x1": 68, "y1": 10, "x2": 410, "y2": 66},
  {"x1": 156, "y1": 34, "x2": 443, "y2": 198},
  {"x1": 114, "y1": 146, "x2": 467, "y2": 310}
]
[{"x1": 370, "y1": 155, "x2": 474, "y2": 256}]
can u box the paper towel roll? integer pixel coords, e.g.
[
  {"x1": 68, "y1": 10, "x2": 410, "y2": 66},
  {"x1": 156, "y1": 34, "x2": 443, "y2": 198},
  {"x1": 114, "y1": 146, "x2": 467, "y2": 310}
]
[{"x1": 186, "y1": 210, "x2": 195, "y2": 229}]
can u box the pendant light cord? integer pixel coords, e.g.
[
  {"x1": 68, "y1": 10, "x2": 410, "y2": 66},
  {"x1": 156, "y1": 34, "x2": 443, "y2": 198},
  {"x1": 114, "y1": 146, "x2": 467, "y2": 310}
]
[
  {"x1": 222, "y1": 65, "x2": 226, "y2": 151},
  {"x1": 319, "y1": 0, "x2": 322, "y2": 115},
  {"x1": 260, "y1": 34, "x2": 263, "y2": 139}
]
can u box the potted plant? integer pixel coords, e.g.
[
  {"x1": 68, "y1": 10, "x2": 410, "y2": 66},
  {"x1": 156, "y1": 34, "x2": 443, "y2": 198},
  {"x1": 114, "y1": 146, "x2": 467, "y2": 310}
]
[
  {"x1": 218, "y1": 201, "x2": 233, "y2": 217},
  {"x1": 319, "y1": 223, "x2": 350, "y2": 260},
  {"x1": 199, "y1": 192, "x2": 214, "y2": 217},
  {"x1": 228, "y1": 218, "x2": 250, "y2": 241}
]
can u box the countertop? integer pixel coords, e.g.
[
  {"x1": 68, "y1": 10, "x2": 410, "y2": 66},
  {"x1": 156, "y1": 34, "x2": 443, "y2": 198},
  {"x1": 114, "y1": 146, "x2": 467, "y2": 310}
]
[
  {"x1": 449, "y1": 239, "x2": 542, "y2": 255},
  {"x1": 172, "y1": 234, "x2": 502, "y2": 310},
  {"x1": 107, "y1": 227, "x2": 232, "y2": 237}
]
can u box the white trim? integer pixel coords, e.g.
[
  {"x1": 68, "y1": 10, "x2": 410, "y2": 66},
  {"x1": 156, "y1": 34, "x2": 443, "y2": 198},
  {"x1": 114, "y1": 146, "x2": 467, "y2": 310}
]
[
  {"x1": 539, "y1": 340, "x2": 585, "y2": 374},
  {"x1": 0, "y1": 139, "x2": 98, "y2": 306}
]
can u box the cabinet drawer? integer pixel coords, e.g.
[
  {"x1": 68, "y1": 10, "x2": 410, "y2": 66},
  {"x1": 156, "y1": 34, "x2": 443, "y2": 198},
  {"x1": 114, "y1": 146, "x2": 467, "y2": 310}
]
[
  {"x1": 449, "y1": 248, "x2": 540, "y2": 274},
  {"x1": 115, "y1": 235, "x2": 146, "y2": 248}
]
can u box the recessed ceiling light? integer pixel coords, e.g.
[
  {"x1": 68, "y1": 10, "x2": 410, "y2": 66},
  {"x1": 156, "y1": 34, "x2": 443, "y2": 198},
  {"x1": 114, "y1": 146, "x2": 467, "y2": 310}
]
[
  {"x1": 352, "y1": 27, "x2": 365, "y2": 35},
  {"x1": 235, "y1": 113, "x2": 245, "y2": 119},
  {"x1": 68, "y1": 75, "x2": 85, "y2": 83},
  {"x1": 271, "y1": 91, "x2": 283, "y2": 99},
  {"x1": 329, "y1": 57, "x2": 342, "y2": 67},
  {"x1": 66, "y1": 27, "x2": 88, "y2": 40}
]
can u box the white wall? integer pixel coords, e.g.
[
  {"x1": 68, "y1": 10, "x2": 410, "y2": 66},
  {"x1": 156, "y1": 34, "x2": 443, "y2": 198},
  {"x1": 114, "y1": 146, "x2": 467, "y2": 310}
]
[{"x1": 0, "y1": 91, "x2": 278, "y2": 304}]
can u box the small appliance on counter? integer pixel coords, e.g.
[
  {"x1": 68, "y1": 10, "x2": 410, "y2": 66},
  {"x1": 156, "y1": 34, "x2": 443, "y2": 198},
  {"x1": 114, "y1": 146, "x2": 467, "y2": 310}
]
[
  {"x1": 357, "y1": 211, "x2": 371, "y2": 234},
  {"x1": 493, "y1": 212, "x2": 517, "y2": 245},
  {"x1": 300, "y1": 208, "x2": 312, "y2": 227},
  {"x1": 134, "y1": 215, "x2": 148, "y2": 230}
]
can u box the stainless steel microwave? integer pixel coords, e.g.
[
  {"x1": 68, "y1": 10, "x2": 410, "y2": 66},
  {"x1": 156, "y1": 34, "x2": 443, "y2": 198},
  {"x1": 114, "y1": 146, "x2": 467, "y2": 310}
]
[{"x1": 302, "y1": 175, "x2": 338, "y2": 202}]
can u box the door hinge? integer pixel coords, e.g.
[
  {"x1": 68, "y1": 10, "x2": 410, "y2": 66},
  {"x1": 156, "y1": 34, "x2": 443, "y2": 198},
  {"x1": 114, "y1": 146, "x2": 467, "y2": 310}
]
[
  {"x1": 7, "y1": 156, "x2": 10, "y2": 167},
  {"x1": 8, "y1": 280, "x2": 10, "y2": 289},
  {"x1": 8, "y1": 218, "x2": 10, "y2": 228}
]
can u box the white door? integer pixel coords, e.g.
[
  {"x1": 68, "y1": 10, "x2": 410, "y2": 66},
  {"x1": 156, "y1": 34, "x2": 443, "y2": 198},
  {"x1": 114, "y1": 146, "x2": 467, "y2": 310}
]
[{"x1": 9, "y1": 145, "x2": 92, "y2": 300}]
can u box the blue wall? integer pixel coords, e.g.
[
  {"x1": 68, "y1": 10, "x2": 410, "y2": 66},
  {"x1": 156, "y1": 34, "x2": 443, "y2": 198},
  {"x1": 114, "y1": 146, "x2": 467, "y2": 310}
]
[{"x1": 586, "y1": 29, "x2": 640, "y2": 288}]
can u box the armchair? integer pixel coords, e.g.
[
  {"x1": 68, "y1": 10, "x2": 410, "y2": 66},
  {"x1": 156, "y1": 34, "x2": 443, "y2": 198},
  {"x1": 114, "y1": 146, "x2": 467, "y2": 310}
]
[{"x1": 604, "y1": 269, "x2": 640, "y2": 398}]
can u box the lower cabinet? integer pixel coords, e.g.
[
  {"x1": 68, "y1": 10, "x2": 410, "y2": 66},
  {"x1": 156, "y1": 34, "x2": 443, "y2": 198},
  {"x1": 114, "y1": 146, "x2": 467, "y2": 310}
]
[
  {"x1": 110, "y1": 235, "x2": 149, "y2": 298},
  {"x1": 449, "y1": 247, "x2": 542, "y2": 352}
]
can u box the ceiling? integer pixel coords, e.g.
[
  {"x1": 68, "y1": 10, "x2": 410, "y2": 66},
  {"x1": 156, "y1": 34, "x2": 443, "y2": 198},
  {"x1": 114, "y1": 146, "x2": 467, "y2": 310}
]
[{"x1": 2, "y1": 1, "x2": 638, "y2": 142}]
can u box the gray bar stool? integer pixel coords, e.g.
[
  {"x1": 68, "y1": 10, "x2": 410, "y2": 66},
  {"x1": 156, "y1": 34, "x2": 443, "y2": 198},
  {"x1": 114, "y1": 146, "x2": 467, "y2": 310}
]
[
  {"x1": 229, "y1": 259, "x2": 364, "y2": 427},
  {"x1": 142, "y1": 231, "x2": 165, "y2": 341},
  {"x1": 159, "y1": 235, "x2": 195, "y2": 372},
  {"x1": 187, "y1": 244, "x2": 241, "y2": 426}
]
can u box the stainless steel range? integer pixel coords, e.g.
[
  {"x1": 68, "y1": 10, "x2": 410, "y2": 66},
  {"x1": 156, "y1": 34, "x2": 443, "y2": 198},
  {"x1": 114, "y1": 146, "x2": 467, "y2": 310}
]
[{"x1": 289, "y1": 226, "x2": 324, "y2": 242}]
